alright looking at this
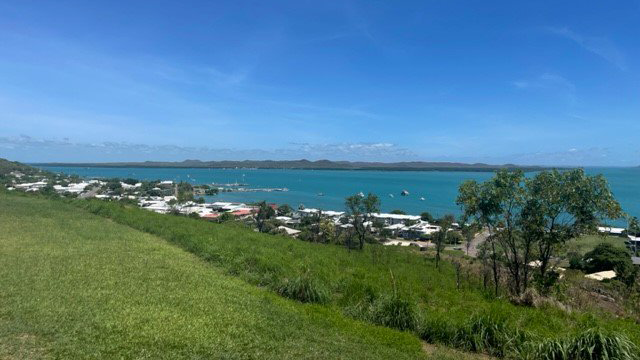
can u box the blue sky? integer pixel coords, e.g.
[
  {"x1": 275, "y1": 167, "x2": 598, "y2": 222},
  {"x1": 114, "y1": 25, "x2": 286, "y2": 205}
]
[{"x1": 0, "y1": 1, "x2": 639, "y2": 165}]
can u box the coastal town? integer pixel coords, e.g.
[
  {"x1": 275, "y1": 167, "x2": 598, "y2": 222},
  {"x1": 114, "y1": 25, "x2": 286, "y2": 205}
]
[{"x1": 3, "y1": 165, "x2": 639, "y2": 271}]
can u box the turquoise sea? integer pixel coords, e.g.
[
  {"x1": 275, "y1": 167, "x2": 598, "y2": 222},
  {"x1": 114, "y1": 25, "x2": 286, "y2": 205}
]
[{"x1": 37, "y1": 166, "x2": 639, "y2": 224}]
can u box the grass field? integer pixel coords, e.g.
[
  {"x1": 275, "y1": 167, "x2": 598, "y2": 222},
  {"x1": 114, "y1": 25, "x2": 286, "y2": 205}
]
[
  {"x1": 66, "y1": 196, "x2": 640, "y2": 353},
  {"x1": 0, "y1": 193, "x2": 490, "y2": 359},
  {"x1": 2, "y1": 193, "x2": 639, "y2": 359}
]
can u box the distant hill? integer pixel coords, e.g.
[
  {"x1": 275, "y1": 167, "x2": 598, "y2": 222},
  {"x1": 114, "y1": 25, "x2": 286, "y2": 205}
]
[
  {"x1": 32, "y1": 159, "x2": 551, "y2": 172},
  {"x1": 0, "y1": 158, "x2": 46, "y2": 176}
]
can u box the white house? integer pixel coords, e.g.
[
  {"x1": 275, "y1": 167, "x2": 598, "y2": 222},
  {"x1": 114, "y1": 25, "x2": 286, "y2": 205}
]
[
  {"x1": 371, "y1": 213, "x2": 421, "y2": 225},
  {"x1": 598, "y1": 226, "x2": 625, "y2": 236}
]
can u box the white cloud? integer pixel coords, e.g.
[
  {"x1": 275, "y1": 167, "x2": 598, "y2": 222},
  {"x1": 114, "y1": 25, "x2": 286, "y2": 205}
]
[
  {"x1": 512, "y1": 73, "x2": 576, "y2": 104},
  {"x1": 547, "y1": 27, "x2": 627, "y2": 70},
  {"x1": 0, "y1": 136, "x2": 415, "y2": 162}
]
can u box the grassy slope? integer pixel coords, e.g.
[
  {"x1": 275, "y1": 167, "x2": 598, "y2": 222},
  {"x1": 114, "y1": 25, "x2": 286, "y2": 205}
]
[
  {"x1": 72, "y1": 198, "x2": 640, "y2": 346},
  {"x1": 1, "y1": 194, "x2": 483, "y2": 359},
  {"x1": 565, "y1": 234, "x2": 629, "y2": 257}
]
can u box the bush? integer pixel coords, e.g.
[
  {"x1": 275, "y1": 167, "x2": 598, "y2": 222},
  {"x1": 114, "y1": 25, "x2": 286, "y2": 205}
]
[{"x1": 276, "y1": 272, "x2": 329, "y2": 304}]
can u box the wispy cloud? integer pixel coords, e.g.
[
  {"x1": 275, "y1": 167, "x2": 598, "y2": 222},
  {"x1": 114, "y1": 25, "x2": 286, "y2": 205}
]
[
  {"x1": 513, "y1": 73, "x2": 577, "y2": 104},
  {"x1": 546, "y1": 27, "x2": 627, "y2": 70},
  {"x1": 0, "y1": 136, "x2": 415, "y2": 162}
]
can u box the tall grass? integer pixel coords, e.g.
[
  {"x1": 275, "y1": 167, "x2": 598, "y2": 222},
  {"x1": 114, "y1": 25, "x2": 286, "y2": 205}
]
[
  {"x1": 522, "y1": 328, "x2": 640, "y2": 360},
  {"x1": 418, "y1": 312, "x2": 530, "y2": 358},
  {"x1": 276, "y1": 269, "x2": 330, "y2": 303}
]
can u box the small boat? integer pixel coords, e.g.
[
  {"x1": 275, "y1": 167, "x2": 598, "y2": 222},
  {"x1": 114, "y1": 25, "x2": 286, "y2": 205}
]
[
  {"x1": 401, "y1": 190, "x2": 410, "y2": 196},
  {"x1": 358, "y1": 192, "x2": 365, "y2": 197},
  {"x1": 317, "y1": 192, "x2": 324, "y2": 196},
  {"x1": 420, "y1": 197, "x2": 425, "y2": 201},
  {"x1": 389, "y1": 194, "x2": 394, "y2": 198}
]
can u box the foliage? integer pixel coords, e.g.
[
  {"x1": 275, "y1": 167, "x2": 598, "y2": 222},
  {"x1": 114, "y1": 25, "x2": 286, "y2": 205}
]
[
  {"x1": 122, "y1": 178, "x2": 139, "y2": 185},
  {"x1": 420, "y1": 211, "x2": 434, "y2": 222},
  {"x1": 277, "y1": 203, "x2": 293, "y2": 216},
  {"x1": 256, "y1": 201, "x2": 276, "y2": 232},
  {"x1": 525, "y1": 328, "x2": 640, "y2": 360},
  {"x1": 176, "y1": 181, "x2": 194, "y2": 203},
  {"x1": 582, "y1": 243, "x2": 637, "y2": 286},
  {"x1": 457, "y1": 169, "x2": 624, "y2": 296},
  {"x1": 345, "y1": 193, "x2": 380, "y2": 250},
  {"x1": 276, "y1": 270, "x2": 330, "y2": 303},
  {"x1": 391, "y1": 209, "x2": 407, "y2": 215}
]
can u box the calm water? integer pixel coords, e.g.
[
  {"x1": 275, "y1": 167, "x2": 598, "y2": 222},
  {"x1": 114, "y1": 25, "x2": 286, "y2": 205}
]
[{"x1": 37, "y1": 166, "x2": 639, "y2": 224}]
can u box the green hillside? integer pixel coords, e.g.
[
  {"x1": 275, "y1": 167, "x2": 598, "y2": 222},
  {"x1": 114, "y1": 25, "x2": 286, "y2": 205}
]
[{"x1": 0, "y1": 193, "x2": 478, "y2": 359}]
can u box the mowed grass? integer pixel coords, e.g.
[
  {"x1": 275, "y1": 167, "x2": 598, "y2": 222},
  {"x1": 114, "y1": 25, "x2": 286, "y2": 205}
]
[
  {"x1": 0, "y1": 194, "x2": 479, "y2": 359},
  {"x1": 70, "y1": 197, "x2": 640, "y2": 349}
]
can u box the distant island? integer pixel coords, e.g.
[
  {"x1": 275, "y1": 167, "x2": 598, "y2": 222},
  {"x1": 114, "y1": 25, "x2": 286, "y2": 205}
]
[{"x1": 33, "y1": 159, "x2": 553, "y2": 172}]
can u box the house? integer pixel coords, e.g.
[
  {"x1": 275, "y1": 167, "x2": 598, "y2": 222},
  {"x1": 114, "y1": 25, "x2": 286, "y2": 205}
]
[
  {"x1": 397, "y1": 221, "x2": 441, "y2": 239},
  {"x1": 230, "y1": 208, "x2": 253, "y2": 217},
  {"x1": 201, "y1": 213, "x2": 221, "y2": 220},
  {"x1": 297, "y1": 208, "x2": 345, "y2": 219},
  {"x1": 626, "y1": 235, "x2": 640, "y2": 252},
  {"x1": 371, "y1": 213, "x2": 421, "y2": 225},
  {"x1": 277, "y1": 226, "x2": 301, "y2": 236},
  {"x1": 598, "y1": 226, "x2": 625, "y2": 236},
  {"x1": 632, "y1": 257, "x2": 640, "y2": 266}
]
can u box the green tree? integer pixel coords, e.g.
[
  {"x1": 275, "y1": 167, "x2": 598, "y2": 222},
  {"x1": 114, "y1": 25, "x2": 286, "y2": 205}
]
[
  {"x1": 583, "y1": 243, "x2": 637, "y2": 287},
  {"x1": 390, "y1": 209, "x2": 406, "y2": 215},
  {"x1": 218, "y1": 212, "x2": 235, "y2": 223},
  {"x1": 524, "y1": 169, "x2": 623, "y2": 290},
  {"x1": 345, "y1": 193, "x2": 380, "y2": 250},
  {"x1": 433, "y1": 217, "x2": 451, "y2": 269},
  {"x1": 122, "y1": 178, "x2": 139, "y2": 185},
  {"x1": 256, "y1": 201, "x2": 276, "y2": 232},
  {"x1": 176, "y1": 182, "x2": 194, "y2": 203},
  {"x1": 420, "y1": 212, "x2": 434, "y2": 222},
  {"x1": 457, "y1": 169, "x2": 623, "y2": 296},
  {"x1": 277, "y1": 204, "x2": 293, "y2": 216}
]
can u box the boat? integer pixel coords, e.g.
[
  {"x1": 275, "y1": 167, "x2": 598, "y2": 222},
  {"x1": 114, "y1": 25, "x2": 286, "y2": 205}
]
[
  {"x1": 317, "y1": 192, "x2": 324, "y2": 196},
  {"x1": 389, "y1": 194, "x2": 394, "y2": 198},
  {"x1": 420, "y1": 197, "x2": 425, "y2": 201},
  {"x1": 358, "y1": 192, "x2": 365, "y2": 197},
  {"x1": 401, "y1": 190, "x2": 410, "y2": 196}
]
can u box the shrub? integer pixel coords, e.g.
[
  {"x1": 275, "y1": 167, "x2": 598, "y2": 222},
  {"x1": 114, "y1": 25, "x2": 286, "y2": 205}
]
[{"x1": 276, "y1": 272, "x2": 329, "y2": 304}]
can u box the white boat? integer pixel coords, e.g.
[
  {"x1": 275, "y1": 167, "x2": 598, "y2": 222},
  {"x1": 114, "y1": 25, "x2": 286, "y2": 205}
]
[
  {"x1": 420, "y1": 197, "x2": 425, "y2": 201},
  {"x1": 389, "y1": 194, "x2": 394, "y2": 198},
  {"x1": 401, "y1": 190, "x2": 409, "y2": 196},
  {"x1": 358, "y1": 192, "x2": 365, "y2": 197}
]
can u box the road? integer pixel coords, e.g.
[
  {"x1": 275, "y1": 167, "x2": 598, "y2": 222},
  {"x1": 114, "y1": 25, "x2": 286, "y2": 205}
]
[{"x1": 466, "y1": 230, "x2": 490, "y2": 257}]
